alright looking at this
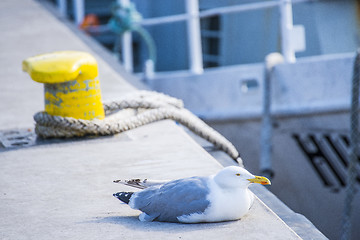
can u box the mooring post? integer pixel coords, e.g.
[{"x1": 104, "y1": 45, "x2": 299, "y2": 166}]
[{"x1": 22, "y1": 51, "x2": 105, "y2": 120}]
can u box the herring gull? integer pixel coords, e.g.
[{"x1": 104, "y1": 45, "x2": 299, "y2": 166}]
[{"x1": 113, "y1": 166, "x2": 270, "y2": 223}]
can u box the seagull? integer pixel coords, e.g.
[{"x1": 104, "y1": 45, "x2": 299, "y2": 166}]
[{"x1": 113, "y1": 166, "x2": 271, "y2": 223}]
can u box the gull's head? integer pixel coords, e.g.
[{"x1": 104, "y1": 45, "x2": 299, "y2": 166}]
[{"x1": 213, "y1": 166, "x2": 271, "y2": 189}]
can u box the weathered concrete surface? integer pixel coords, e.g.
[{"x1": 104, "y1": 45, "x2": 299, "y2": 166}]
[
  {"x1": 0, "y1": 0, "x2": 323, "y2": 239},
  {"x1": 0, "y1": 121, "x2": 300, "y2": 240}
]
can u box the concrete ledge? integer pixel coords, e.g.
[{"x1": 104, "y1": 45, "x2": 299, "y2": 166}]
[{"x1": 0, "y1": 120, "x2": 301, "y2": 240}]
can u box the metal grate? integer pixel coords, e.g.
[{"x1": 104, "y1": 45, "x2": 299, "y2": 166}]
[
  {"x1": 0, "y1": 129, "x2": 37, "y2": 149},
  {"x1": 0, "y1": 127, "x2": 133, "y2": 151}
]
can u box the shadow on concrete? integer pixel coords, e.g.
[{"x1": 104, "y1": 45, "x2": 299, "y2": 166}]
[{"x1": 86, "y1": 215, "x2": 237, "y2": 233}]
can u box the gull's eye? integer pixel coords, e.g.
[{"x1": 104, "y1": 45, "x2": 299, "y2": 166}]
[{"x1": 236, "y1": 173, "x2": 241, "y2": 176}]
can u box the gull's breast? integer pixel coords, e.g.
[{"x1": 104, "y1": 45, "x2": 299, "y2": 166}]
[{"x1": 177, "y1": 181, "x2": 253, "y2": 223}]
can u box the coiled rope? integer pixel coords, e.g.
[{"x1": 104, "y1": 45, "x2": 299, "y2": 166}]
[{"x1": 34, "y1": 91, "x2": 243, "y2": 166}]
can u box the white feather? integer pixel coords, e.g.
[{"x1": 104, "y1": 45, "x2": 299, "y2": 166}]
[{"x1": 177, "y1": 174, "x2": 254, "y2": 223}]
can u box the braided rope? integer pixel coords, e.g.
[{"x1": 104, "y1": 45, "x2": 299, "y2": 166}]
[
  {"x1": 103, "y1": 90, "x2": 183, "y2": 114},
  {"x1": 34, "y1": 91, "x2": 243, "y2": 166},
  {"x1": 341, "y1": 50, "x2": 360, "y2": 240}
]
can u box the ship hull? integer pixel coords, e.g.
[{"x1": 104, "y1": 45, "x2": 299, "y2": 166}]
[{"x1": 209, "y1": 110, "x2": 360, "y2": 240}]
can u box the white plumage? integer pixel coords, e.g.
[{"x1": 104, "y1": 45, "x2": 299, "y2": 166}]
[{"x1": 113, "y1": 166, "x2": 271, "y2": 223}]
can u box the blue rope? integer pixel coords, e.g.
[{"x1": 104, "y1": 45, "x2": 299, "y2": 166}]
[
  {"x1": 108, "y1": 2, "x2": 142, "y2": 34},
  {"x1": 108, "y1": 2, "x2": 156, "y2": 65}
]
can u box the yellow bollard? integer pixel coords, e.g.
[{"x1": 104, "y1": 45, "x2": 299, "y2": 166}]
[{"x1": 22, "y1": 51, "x2": 105, "y2": 120}]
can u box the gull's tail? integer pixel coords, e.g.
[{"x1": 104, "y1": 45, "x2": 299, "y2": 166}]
[{"x1": 113, "y1": 192, "x2": 134, "y2": 204}]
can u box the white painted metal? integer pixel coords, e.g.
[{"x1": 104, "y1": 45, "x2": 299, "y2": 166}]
[
  {"x1": 291, "y1": 25, "x2": 306, "y2": 52},
  {"x1": 199, "y1": 0, "x2": 279, "y2": 18},
  {"x1": 279, "y1": 0, "x2": 296, "y2": 63},
  {"x1": 141, "y1": 14, "x2": 189, "y2": 26},
  {"x1": 119, "y1": 0, "x2": 133, "y2": 72},
  {"x1": 56, "y1": 0, "x2": 67, "y2": 18},
  {"x1": 139, "y1": 0, "x2": 310, "y2": 26},
  {"x1": 260, "y1": 53, "x2": 284, "y2": 178},
  {"x1": 144, "y1": 59, "x2": 155, "y2": 80},
  {"x1": 124, "y1": 0, "x2": 310, "y2": 73},
  {"x1": 185, "y1": 0, "x2": 203, "y2": 74},
  {"x1": 73, "y1": 0, "x2": 85, "y2": 26}
]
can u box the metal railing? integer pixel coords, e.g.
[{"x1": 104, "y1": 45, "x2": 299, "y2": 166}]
[{"x1": 57, "y1": 0, "x2": 312, "y2": 75}]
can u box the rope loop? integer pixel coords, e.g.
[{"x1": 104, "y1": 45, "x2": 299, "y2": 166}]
[{"x1": 34, "y1": 91, "x2": 242, "y2": 166}]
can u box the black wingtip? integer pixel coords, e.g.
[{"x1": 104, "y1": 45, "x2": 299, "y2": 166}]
[{"x1": 113, "y1": 192, "x2": 134, "y2": 204}]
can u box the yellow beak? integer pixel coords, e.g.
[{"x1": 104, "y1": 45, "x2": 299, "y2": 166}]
[{"x1": 247, "y1": 176, "x2": 271, "y2": 185}]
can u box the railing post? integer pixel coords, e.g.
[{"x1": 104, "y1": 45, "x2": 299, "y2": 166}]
[
  {"x1": 260, "y1": 53, "x2": 284, "y2": 179},
  {"x1": 57, "y1": 0, "x2": 67, "y2": 18},
  {"x1": 185, "y1": 0, "x2": 203, "y2": 74},
  {"x1": 119, "y1": 0, "x2": 134, "y2": 72},
  {"x1": 73, "y1": 0, "x2": 85, "y2": 26},
  {"x1": 279, "y1": 0, "x2": 296, "y2": 63}
]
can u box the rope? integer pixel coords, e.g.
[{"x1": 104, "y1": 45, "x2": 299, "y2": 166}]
[
  {"x1": 34, "y1": 91, "x2": 243, "y2": 166},
  {"x1": 103, "y1": 90, "x2": 184, "y2": 114},
  {"x1": 108, "y1": 2, "x2": 142, "y2": 34},
  {"x1": 108, "y1": 2, "x2": 157, "y2": 65},
  {"x1": 341, "y1": 50, "x2": 360, "y2": 240}
]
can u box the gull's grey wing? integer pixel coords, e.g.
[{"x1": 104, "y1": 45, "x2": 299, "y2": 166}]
[{"x1": 131, "y1": 176, "x2": 210, "y2": 222}]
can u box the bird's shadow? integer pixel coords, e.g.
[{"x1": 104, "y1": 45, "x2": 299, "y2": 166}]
[{"x1": 86, "y1": 214, "x2": 237, "y2": 233}]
